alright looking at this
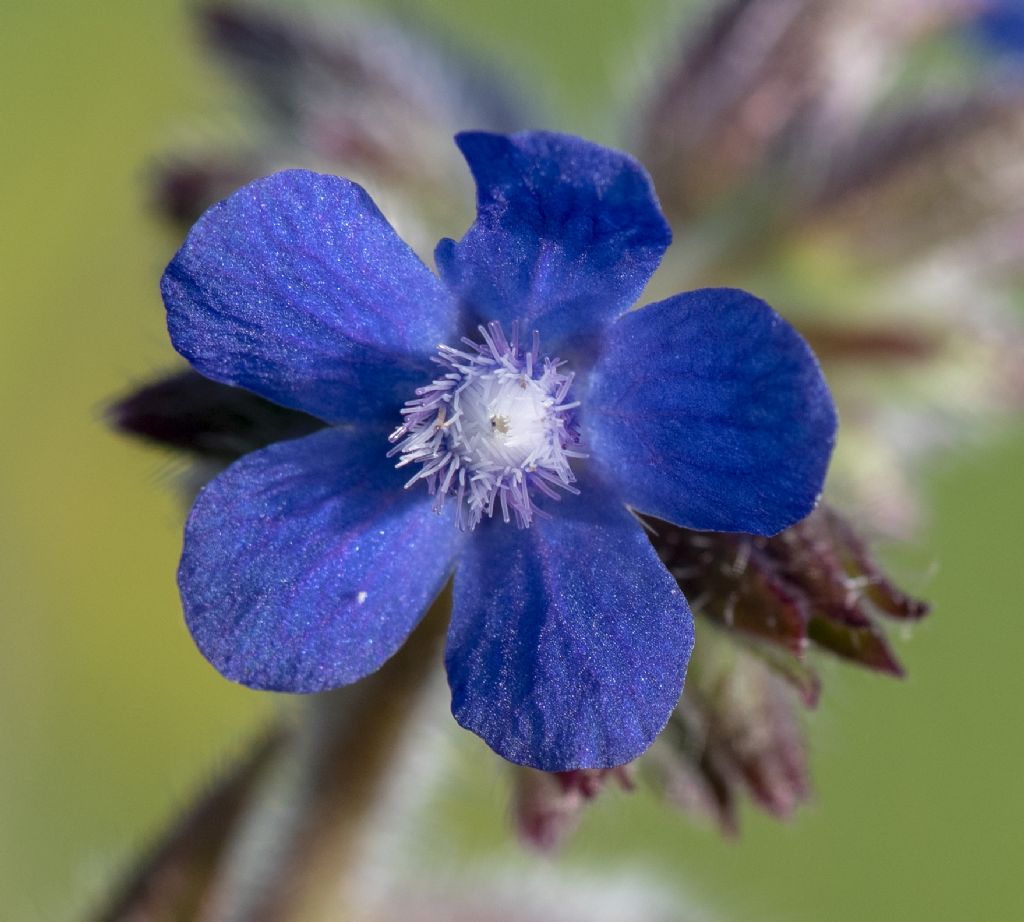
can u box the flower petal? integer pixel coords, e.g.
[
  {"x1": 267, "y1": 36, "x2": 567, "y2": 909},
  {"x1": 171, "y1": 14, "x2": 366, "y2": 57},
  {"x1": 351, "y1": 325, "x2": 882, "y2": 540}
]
[
  {"x1": 435, "y1": 131, "x2": 671, "y2": 353},
  {"x1": 179, "y1": 427, "x2": 461, "y2": 692},
  {"x1": 446, "y1": 484, "x2": 694, "y2": 770},
  {"x1": 162, "y1": 169, "x2": 456, "y2": 424},
  {"x1": 585, "y1": 288, "x2": 837, "y2": 535},
  {"x1": 974, "y1": 3, "x2": 1024, "y2": 55}
]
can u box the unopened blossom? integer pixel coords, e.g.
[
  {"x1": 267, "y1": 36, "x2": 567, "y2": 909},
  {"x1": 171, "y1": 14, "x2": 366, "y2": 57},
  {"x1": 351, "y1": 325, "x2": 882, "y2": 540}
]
[{"x1": 161, "y1": 130, "x2": 836, "y2": 771}]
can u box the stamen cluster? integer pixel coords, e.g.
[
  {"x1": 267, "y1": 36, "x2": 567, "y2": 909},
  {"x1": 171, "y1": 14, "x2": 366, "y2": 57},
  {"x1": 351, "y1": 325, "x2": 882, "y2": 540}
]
[{"x1": 389, "y1": 322, "x2": 584, "y2": 529}]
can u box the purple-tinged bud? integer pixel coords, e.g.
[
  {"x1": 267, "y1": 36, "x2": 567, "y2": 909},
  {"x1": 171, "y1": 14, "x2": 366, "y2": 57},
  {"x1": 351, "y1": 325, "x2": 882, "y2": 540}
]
[
  {"x1": 200, "y1": 1, "x2": 526, "y2": 135},
  {"x1": 637, "y1": 0, "x2": 960, "y2": 222},
  {"x1": 512, "y1": 769, "x2": 586, "y2": 853},
  {"x1": 807, "y1": 87, "x2": 1024, "y2": 265},
  {"x1": 512, "y1": 766, "x2": 634, "y2": 853},
  {"x1": 649, "y1": 506, "x2": 928, "y2": 675},
  {"x1": 645, "y1": 713, "x2": 740, "y2": 835},
  {"x1": 643, "y1": 629, "x2": 810, "y2": 832},
  {"x1": 189, "y1": 1, "x2": 527, "y2": 204},
  {"x1": 738, "y1": 638, "x2": 823, "y2": 708}
]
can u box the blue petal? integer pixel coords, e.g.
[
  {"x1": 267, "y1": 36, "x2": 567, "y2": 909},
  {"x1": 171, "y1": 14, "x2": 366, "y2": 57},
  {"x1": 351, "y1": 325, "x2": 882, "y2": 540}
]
[
  {"x1": 446, "y1": 484, "x2": 694, "y2": 770},
  {"x1": 179, "y1": 427, "x2": 461, "y2": 692},
  {"x1": 162, "y1": 170, "x2": 456, "y2": 424},
  {"x1": 435, "y1": 131, "x2": 672, "y2": 353},
  {"x1": 585, "y1": 288, "x2": 837, "y2": 535},
  {"x1": 973, "y1": 4, "x2": 1024, "y2": 55}
]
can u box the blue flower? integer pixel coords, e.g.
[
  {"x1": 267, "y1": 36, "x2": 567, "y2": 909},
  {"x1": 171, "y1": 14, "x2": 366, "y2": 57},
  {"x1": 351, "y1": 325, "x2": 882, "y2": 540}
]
[
  {"x1": 972, "y1": 1, "x2": 1024, "y2": 56},
  {"x1": 161, "y1": 131, "x2": 836, "y2": 771}
]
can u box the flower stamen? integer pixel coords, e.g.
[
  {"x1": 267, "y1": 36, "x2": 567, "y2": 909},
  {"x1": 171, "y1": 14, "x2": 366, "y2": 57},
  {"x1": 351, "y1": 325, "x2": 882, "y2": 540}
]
[{"x1": 389, "y1": 322, "x2": 585, "y2": 529}]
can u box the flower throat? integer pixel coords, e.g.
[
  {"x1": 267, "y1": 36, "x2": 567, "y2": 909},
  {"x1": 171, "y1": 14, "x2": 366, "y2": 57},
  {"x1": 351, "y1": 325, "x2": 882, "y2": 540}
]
[{"x1": 389, "y1": 322, "x2": 584, "y2": 529}]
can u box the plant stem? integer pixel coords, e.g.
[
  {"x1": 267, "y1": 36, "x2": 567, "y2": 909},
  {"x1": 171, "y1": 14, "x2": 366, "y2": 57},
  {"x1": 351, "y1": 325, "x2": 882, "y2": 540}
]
[{"x1": 91, "y1": 591, "x2": 451, "y2": 922}]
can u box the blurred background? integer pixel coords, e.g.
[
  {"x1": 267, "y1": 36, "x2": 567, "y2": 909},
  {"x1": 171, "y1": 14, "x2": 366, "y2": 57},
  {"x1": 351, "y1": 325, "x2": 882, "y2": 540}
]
[{"x1": 2, "y1": 0, "x2": 1023, "y2": 919}]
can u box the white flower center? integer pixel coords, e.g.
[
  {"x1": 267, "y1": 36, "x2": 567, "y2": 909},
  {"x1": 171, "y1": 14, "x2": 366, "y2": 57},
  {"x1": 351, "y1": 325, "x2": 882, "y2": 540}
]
[{"x1": 389, "y1": 322, "x2": 584, "y2": 530}]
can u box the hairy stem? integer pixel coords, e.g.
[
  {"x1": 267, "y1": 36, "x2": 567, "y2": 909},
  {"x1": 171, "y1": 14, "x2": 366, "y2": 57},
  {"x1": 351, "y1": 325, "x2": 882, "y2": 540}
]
[
  {"x1": 90, "y1": 730, "x2": 285, "y2": 922},
  {"x1": 91, "y1": 590, "x2": 451, "y2": 922}
]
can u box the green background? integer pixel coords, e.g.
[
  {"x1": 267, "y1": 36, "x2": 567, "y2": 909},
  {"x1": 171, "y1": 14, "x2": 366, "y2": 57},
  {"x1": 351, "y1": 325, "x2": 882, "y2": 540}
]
[{"x1": 2, "y1": 1, "x2": 1022, "y2": 918}]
